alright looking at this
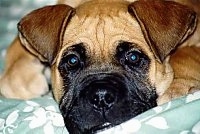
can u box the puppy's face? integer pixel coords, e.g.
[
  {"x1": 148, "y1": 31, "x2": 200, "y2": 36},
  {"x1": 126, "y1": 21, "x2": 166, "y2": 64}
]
[
  {"x1": 57, "y1": 3, "x2": 157, "y2": 133},
  {"x1": 18, "y1": 0, "x2": 197, "y2": 133}
]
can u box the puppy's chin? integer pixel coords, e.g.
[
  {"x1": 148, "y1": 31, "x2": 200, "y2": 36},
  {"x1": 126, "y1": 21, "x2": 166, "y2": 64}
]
[{"x1": 59, "y1": 73, "x2": 157, "y2": 133}]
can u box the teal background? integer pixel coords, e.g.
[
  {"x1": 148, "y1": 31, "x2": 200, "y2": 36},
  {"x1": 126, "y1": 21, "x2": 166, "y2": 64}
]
[{"x1": 0, "y1": 0, "x2": 56, "y2": 71}]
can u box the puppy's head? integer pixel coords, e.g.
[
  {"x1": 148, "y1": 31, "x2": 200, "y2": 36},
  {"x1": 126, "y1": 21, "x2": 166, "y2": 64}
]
[{"x1": 18, "y1": 0, "x2": 197, "y2": 133}]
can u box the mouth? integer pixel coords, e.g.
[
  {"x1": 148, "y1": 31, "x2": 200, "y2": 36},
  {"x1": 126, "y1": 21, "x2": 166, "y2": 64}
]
[{"x1": 86, "y1": 122, "x2": 113, "y2": 134}]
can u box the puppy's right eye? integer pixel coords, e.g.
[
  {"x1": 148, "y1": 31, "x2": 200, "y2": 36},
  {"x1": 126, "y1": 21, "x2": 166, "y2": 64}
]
[
  {"x1": 59, "y1": 43, "x2": 86, "y2": 73},
  {"x1": 66, "y1": 54, "x2": 80, "y2": 68},
  {"x1": 62, "y1": 53, "x2": 82, "y2": 71}
]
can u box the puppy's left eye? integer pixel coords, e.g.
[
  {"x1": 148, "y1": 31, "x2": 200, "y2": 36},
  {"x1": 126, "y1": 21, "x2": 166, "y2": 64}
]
[
  {"x1": 116, "y1": 41, "x2": 150, "y2": 71},
  {"x1": 126, "y1": 51, "x2": 140, "y2": 64},
  {"x1": 125, "y1": 51, "x2": 142, "y2": 66}
]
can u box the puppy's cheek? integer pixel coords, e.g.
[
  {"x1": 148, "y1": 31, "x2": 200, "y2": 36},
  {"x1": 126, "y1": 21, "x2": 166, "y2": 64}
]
[
  {"x1": 153, "y1": 58, "x2": 174, "y2": 96},
  {"x1": 51, "y1": 65, "x2": 65, "y2": 102}
]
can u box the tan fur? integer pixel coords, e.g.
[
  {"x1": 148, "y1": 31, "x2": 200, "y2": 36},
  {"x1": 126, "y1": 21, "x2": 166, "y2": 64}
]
[
  {"x1": 0, "y1": 37, "x2": 48, "y2": 99},
  {"x1": 0, "y1": 0, "x2": 200, "y2": 106}
]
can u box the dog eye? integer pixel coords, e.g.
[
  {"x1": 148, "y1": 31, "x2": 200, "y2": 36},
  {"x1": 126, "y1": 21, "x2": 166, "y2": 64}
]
[
  {"x1": 61, "y1": 53, "x2": 82, "y2": 71},
  {"x1": 66, "y1": 54, "x2": 80, "y2": 67},
  {"x1": 125, "y1": 51, "x2": 141, "y2": 66},
  {"x1": 68, "y1": 54, "x2": 79, "y2": 66},
  {"x1": 59, "y1": 44, "x2": 86, "y2": 73},
  {"x1": 126, "y1": 51, "x2": 140, "y2": 64}
]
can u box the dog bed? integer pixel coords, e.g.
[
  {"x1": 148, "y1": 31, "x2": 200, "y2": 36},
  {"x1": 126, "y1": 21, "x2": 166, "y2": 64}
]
[{"x1": 0, "y1": 0, "x2": 200, "y2": 134}]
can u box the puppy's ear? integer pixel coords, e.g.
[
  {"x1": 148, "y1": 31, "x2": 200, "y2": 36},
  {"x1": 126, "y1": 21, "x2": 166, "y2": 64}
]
[
  {"x1": 18, "y1": 5, "x2": 74, "y2": 64},
  {"x1": 128, "y1": 1, "x2": 197, "y2": 62}
]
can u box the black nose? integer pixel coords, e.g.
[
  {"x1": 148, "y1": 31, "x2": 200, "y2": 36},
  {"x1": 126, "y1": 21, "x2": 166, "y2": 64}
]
[
  {"x1": 85, "y1": 81, "x2": 117, "y2": 111},
  {"x1": 89, "y1": 88, "x2": 116, "y2": 110}
]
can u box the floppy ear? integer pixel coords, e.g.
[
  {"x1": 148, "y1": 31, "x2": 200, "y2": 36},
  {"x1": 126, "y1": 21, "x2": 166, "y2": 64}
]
[
  {"x1": 128, "y1": 0, "x2": 197, "y2": 62},
  {"x1": 18, "y1": 4, "x2": 74, "y2": 64}
]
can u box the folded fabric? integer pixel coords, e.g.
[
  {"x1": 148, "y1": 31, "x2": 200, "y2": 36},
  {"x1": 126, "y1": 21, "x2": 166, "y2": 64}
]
[
  {"x1": 0, "y1": 95, "x2": 68, "y2": 134},
  {"x1": 0, "y1": 91, "x2": 200, "y2": 134}
]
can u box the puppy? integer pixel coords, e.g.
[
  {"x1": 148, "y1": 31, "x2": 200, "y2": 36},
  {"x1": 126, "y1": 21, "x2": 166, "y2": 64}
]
[{"x1": 0, "y1": 0, "x2": 200, "y2": 133}]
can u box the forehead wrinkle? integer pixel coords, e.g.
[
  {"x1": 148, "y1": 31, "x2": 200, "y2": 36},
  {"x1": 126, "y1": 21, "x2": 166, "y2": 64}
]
[
  {"x1": 62, "y1": 16, "x2": 87, "y2": 46},
  {"x1": 120, "y1": 18, "x2": 128, "y2": 42},
  {"x1": 73, "y1": 15, "x2": 89, "y2": 44},
  {"x1": 63, "y1": 15, "x2": 98, "y2": 47},
  {"x1": 76, "y1": 15, "x2": 114, "y2": 61},
  {"x1": 96, "y1": 16, "x2": 115, "y2": 61},
  {"x1": 63, "y1": 1, "x2": 130, "y2": 45},
  {"x1": 96, "y1": 16, "x2": 106, "y2": 53}
]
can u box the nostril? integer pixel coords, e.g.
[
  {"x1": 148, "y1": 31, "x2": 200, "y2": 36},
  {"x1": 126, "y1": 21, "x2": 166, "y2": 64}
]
[
  {"x1": 89, "y1": 89, "x2": 116, "y2": 110},
  {"x1": 90, "y1": 94, "x2": 100, "y2": 106},
  {"x1": 104, "y1": 93, "x2": 115, "y2": 105}
]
